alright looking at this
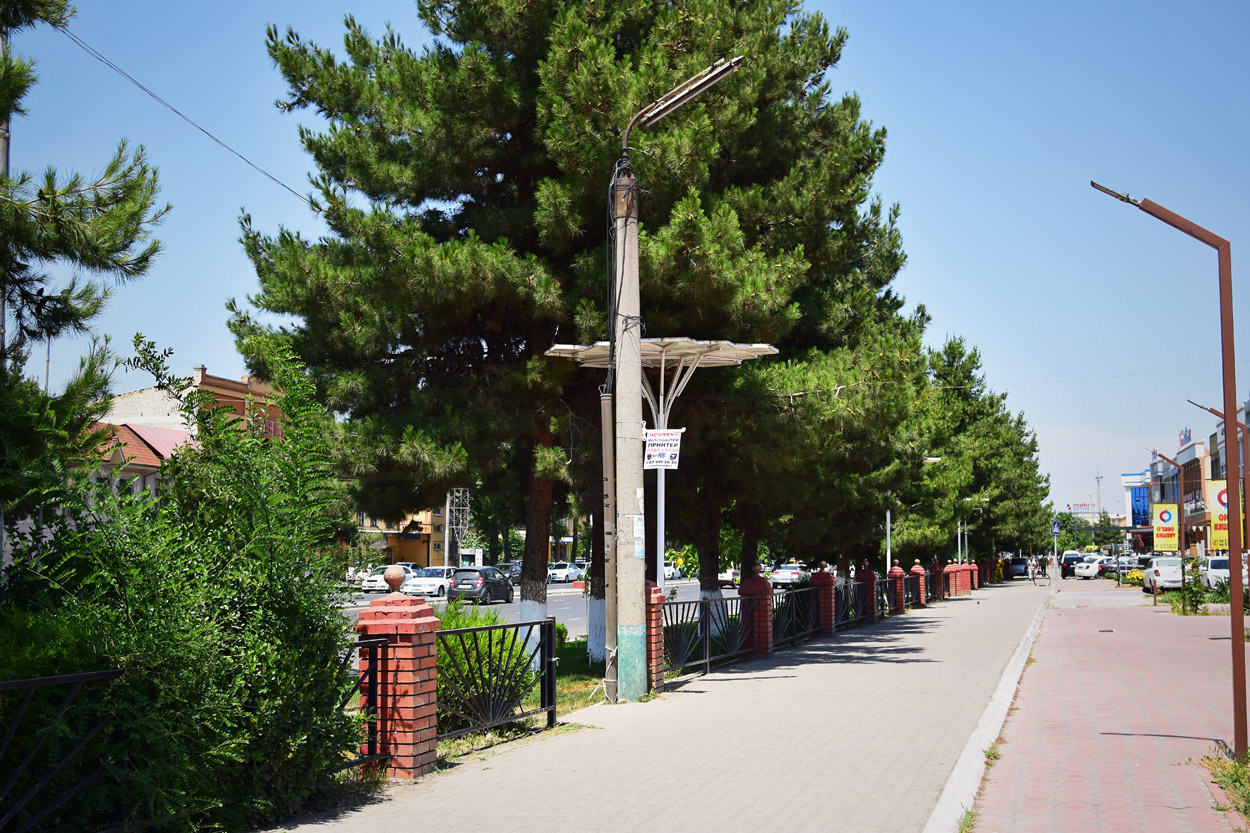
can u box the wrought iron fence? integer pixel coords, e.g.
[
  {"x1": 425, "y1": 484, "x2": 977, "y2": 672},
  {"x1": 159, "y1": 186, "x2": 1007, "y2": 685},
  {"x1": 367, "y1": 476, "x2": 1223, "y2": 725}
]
[
  {"x1": 904, "y1": 574, "x2": 921, "y2": 608},
  {"x1": 0, "y1": 669, "x2": 124, "y2": 833},
  {"x1": 435, "y1": 617, "x2": 556, "y2": 741},
  {"x1": 772, "y1": 588, "x2": 819, "y2": 647},
  {"x1": 943, "y1": 571, "x2": 953, "y2": 597},
  {"x1": 333, "y1": 636, "x2": 391, "y2": 771},
  {"x1": 662, "y1": 596, "x2": 755, "y2": 677},
  {"x1": 835, "y1": 578, "x2": 874, "y2": 628},
  {"x1": 926, "y1": 571, "x2": 942, "y2": 603},
  {"x1": 877, "y1": 577, "x2": 892, "y2": 616}
]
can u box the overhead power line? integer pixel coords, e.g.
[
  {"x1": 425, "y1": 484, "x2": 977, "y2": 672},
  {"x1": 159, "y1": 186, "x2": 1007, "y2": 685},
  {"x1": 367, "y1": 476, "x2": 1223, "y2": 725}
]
[{"x1": 58, "y1": 26, "x2": 312, "y2": 209}]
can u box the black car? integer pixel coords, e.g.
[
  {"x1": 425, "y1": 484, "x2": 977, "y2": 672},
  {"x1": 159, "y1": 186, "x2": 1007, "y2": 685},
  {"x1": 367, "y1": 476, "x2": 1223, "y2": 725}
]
[
  {"x1": 1060, "y1": 553, "x2": 1084, "y2": 578},
  {"x1": 449, "y1": 566, "x2": 514, "y2": 604},
  {"x1": 496, "y1": 561, "x2": 522, "y2": 584}
]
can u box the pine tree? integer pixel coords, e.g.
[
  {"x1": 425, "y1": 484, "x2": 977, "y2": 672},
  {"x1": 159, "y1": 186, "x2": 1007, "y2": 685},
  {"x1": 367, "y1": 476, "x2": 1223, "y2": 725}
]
[{"x1": 0, "y1": 2, "x2": 167, "y2": 533}]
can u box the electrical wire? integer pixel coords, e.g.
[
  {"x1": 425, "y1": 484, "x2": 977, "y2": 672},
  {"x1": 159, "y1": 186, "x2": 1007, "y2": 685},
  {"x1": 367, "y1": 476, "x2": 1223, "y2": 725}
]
[{"x1": 58, "y1": 26, "x2": 313, "y2": 209}]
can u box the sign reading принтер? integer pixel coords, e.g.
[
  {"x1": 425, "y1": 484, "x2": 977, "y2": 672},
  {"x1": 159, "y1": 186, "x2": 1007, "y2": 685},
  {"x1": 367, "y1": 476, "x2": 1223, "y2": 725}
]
[{"x1": 643, "y1": 428, "x2": 684, "y2": 470}]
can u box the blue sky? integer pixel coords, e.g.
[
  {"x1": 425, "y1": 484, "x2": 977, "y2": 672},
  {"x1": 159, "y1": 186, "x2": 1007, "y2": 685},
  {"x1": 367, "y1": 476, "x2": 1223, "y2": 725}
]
[{"x1": 15, "y1": 1, "x2": 1250, "y2": 516}]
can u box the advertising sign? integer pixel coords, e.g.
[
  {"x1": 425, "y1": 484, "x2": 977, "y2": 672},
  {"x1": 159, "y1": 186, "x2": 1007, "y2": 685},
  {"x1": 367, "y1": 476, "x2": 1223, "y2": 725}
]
[
  {"x1": 643, "y1": 428, "x2": 683, "y2": 470},
  {"x1": 1207, "y1": 480, "x2": 1229, "y2": 550},
  {"x1": 1152, "y1": 503, "x2": 1179, "y2": 552}
]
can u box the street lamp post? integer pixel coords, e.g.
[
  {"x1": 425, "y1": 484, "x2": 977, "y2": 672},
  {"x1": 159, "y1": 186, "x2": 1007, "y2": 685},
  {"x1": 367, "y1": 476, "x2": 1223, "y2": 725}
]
[
  {"x1": 1093, "y1": 181, "x2": 1246, "y2": 757},
  {"x1": 1187, "y1": 399, "x2": 1249, "y2": 574},
  {"x1": 610, "y1": 57, "x2": 743, "y2": 702}
]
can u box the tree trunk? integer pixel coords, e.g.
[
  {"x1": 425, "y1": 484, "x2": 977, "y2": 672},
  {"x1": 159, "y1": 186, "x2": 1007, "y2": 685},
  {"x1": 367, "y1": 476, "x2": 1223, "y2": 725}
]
[
  {"x1": 740, "y1": 528, "x2": 760, "y2": 579},
  {"x1": 521, "y1": 425, "x2": 552, "y2": 611},
  {"x1": 695, "y1": 478, "x2": 722, "y2": 594}
]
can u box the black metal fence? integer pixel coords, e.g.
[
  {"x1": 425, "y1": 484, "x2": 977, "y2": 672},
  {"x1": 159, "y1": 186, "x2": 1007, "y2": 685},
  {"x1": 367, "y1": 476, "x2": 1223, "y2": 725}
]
[
  {"x1": 435, "y1": 617, "x2": 556, "y2": 741},
  {"x1": 836, "y1": 578, "x2": 874, "y2": 628},
  {"x1": 904, "y1": 574, "x2": 921, "y2": 608},
  {"x1": 333, "y1": 636, "x2": 391, "y2": 771},
  {"x1": 926, "y1": 572, "x2": 942, "y2": 603},
  {"x1": 662, "y1": 596, "x2": 756, "y2": 677},
  {"x1": 0, "y1": 669, "x2": 124, "y2": 833},
  {"x1": 772, "y1": 588, "x2": 820, "y2": 647}
]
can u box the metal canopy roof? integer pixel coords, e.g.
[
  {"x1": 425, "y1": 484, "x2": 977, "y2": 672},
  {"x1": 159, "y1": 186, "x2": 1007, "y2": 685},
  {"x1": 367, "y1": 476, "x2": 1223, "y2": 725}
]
[{"x1": 545, "y1": 337, "x2": 777, "y2": 369}]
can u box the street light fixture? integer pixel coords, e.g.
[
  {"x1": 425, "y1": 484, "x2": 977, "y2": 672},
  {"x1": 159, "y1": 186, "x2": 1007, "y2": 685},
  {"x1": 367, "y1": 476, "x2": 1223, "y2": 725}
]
[
  {"x1": 607, "y1": 57, "x2": 744, "y2": 703},
  {"x1": 1093, "y1": 180, "x2": 1246, "y2": 757}
]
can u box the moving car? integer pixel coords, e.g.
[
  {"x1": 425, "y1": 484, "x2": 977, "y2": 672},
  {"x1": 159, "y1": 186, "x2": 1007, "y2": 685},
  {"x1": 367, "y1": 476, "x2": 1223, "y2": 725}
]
[
  {"x1": 1142, "y1": 556, "x2": 1183, "y2": 593},
  {"x1": 401, "y1": 566, "x2": 457, "y2": 597},
  {"x1": 717, "y1": 566, "x2": 739, "y2": 588},
  {"x1": 547, "y1": 562, "x2": 580, "y2": 583},
  {"x1": 448, "y1": 566, "x2": 514, "y2": 604},
  {"x1": 1060, "y1": 551, "x2": 1084, "y2": 578},
  {"x1": 360, "y1": 564, "x2": 417, "y2": 593},
  {"x1": 770, "y1": 563, "x2": 809, "y2": 588}
]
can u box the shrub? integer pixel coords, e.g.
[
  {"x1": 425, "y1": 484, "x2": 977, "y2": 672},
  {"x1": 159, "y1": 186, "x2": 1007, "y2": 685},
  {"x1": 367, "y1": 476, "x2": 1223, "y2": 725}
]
[
  {"x1": 1, "y1": 337, "x2": 361, "y2": 831},
  {"x1": 1123, "y1": 569, "x2": 1144, "y2": 586}
]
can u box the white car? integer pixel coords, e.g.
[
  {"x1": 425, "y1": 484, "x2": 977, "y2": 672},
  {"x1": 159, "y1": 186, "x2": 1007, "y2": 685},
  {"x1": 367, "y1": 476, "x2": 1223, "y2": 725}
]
[
  {"x1": 1200, "y1": 556, "x2": 1248, "y2": 589},
  {"x1": 1073, "y1": 556, "x2": 1109, "y2": 579},
  {"x1": 360, "y1": 564, "x2": 417, "y2": 592},
  {"x1": 663, "y1": 563, "x2": 683, "y2": 580},
  {"x1": 1142, "y1": 556, "x2": 1183, "y2": 593},
  {"x1": 770, "y1": 563, "x2": 809, "y2": 588},
  {"x1": 547, "y1": 562, "x2": 580, "y2": 583},
  {"x1": 401, "y1": 566, "x2": 457, "y2": 597},
  {"x1": 717, "y1": 566, "x2": 739, "y2": 588}
]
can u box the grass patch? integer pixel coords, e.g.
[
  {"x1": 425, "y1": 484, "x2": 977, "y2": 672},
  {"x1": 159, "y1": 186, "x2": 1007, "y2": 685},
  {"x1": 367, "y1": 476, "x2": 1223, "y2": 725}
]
[
  {"x1": 1202, "y1": 755, "x2": 1250, "y2": 822},
  {"x1": 957, "y1": 807, "x2": 977, "y2": 832},
  {"x1": 984, "y1": 744, "x2": 1001, "y2": 767}
]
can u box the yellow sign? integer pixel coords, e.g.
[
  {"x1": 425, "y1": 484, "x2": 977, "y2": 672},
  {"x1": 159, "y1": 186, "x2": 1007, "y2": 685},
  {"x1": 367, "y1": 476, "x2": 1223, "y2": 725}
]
[
  {"x1": 1153, "y1": 503, "x2": 1179, "y2": 552},
  {"x1": 1207, "y1": 480, "x2": 1229, "y2": 550}
]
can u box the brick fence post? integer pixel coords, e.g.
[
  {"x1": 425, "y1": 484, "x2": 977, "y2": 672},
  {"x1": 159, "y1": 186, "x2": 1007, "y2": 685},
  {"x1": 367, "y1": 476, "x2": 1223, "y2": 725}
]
[
  {"x1": 810, "y1": 570, "x2": 836, "y2": 635},
  {"x1": 944, "y1": 562, "x2": 961, "y2": 597},
  {"x1": 855, "y1": 562, "x2": 878, "y2": 621},
  {"x1": 911, "y1": 560, "x2": 927, "y2": 607},
  {"x1": 930, "y1": 563, "x2": 945, "y2": 600},
  {"x1": 355, "y1": 565, "x2": 442, "y2": 780},
  {"x1": 889, "y1": 561, "x2": 906, "y2": 614},
  {"x1": 969, "y1": 562, "x2": 979, "y2": 591},
  {"x1": 645, "y1": 581, "x2": 665, "y2": 693},
  {"x1": 739, "y1": 571, "x2": 773, "y2": 655}
]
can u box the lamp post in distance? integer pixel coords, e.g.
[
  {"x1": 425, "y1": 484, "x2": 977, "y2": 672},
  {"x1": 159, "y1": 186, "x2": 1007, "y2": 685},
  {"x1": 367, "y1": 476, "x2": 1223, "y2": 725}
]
[
  {"x1": 607, "y1": 56, "x2": 744, "y2": 703},
  {"x1": 1093, "y1": 179, "x2": 1245, "y2": 756},
  {"x1": 1186, "y1": 398, "x2": 1248, "y2": 568}
]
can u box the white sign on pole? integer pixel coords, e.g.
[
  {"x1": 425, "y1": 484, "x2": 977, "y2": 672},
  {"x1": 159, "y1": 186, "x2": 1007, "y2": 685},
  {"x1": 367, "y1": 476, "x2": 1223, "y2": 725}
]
[{"x1": 644, "y1": 428, "x2": 684, "y2": 470}]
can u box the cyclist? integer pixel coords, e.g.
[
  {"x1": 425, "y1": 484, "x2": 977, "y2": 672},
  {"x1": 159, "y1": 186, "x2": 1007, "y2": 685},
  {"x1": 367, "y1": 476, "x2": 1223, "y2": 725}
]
[
  {"x1": 1027, "y1": 555, "x2": 1038, "y2": 580},
  {"x1": 1036, "y1": 555, "x2": 1048, "y2": 578}
]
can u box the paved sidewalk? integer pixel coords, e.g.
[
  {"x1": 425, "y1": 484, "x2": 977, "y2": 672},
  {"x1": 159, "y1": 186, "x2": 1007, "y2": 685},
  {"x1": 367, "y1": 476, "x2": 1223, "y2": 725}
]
[
  {"x1": 975, "y1": 581, "x2": 1248, "y2": 832},
  {"x1": 272, "y1": 580, "x2": 1047, "y2": 833}
]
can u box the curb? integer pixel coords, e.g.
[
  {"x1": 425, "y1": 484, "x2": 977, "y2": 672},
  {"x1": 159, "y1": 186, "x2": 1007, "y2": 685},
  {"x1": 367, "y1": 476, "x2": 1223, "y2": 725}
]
[{"x1": 922, "y1": 592, "x2": 1048, "y2": 833}]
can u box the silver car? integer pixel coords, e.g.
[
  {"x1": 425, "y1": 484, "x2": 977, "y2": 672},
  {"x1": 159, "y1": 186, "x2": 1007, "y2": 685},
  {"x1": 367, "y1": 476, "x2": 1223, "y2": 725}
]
[
  {"x1": 770, "y1": 563, "x2": 809, "y2": 588},
  {"x1": 1142, "y1": 556, "x2": 1182, "y2": 593}
]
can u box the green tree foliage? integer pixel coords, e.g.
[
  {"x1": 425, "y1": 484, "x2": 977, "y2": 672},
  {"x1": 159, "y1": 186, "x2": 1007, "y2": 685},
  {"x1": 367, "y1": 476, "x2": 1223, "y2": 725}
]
[
  {"x1": 0, "y1": 2, "x2": 167, "y2": 527},
  {"x1": 1055, "y1": 511, "x2": 1094, "y2": 552},
  {"x1": 1, "y1": 339, "x2": 362, "y2": 831}
]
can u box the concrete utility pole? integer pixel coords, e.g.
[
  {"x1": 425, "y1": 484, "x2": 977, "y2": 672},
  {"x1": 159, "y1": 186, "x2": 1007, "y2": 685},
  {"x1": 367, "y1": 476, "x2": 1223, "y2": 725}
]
[
  {"x1": 1, "y1": 25, "x2": 10, "y2": 555},
  {"x1": 611, "y1": 57, "x2": 742, "y2": 701}
]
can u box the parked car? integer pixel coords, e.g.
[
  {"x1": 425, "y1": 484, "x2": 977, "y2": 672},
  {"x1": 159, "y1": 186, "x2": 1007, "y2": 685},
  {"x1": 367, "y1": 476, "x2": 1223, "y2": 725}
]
[
  {"x1": 345, "y1": 564, "x2": 374, "y2": 586},
  {"x1": 448, "y1": 566, "x2": 514, "y2": 604},
  {"x1": 663, "y1": 563, "x2": 683, "y2": 580},
  {"x1": 547, "y1": 562, "x2": 580, "y2": 583},
  {"x1": 1142, "y1": 556, "x2": 1183, "y2": 593},
  {"x1": 1074, "y1": 556, "x2": 1109, "y2": 580},
  {"x1": 1007, "y1": 557, "x2": 1030, "y2": 579},
  {"x1": 401, "y1": 566, "x2": 457, "y2": 597},
  {"x1": 1060, "y1": 551, "x2": 1084, "y2": 578},
  {"x1": 770, "y1": 563, "x2": 808, "y2": 588},
  {"x1": 360, "y1": 564, "x2": 417, "y2": 593},
  {"x1": 1200, "y1": 556, "x2": 1248, "y2": 589},
  {"x1": 717, "y1": 566, "x2": 740, "y2": 588}
]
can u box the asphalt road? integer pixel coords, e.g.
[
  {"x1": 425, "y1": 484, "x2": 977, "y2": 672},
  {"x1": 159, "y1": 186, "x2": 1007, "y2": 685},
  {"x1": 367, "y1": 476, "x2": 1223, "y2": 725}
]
[{"x1": 339, "y1": 579, "x2": 724, "y2": 637}]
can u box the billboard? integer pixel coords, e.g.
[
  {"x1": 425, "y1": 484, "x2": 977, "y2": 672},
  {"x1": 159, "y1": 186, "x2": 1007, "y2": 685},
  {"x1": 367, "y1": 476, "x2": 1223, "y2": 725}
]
[
  {"x1": 1207, "y1": 480, "x2": 1229, "y2": 551},
  {"x1": 1152, "y1": 503, "x2": 1179, "y2": 552},
  {"x1": 643, "y1": 429, "x2": 683, "y2": 470}
]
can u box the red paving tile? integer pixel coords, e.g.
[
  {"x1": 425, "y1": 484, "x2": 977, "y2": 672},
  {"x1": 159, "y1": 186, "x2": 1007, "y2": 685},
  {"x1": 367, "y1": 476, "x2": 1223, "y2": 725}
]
[{"x1": 975, "y1": 606, "x2": 1247, "y2": 832}]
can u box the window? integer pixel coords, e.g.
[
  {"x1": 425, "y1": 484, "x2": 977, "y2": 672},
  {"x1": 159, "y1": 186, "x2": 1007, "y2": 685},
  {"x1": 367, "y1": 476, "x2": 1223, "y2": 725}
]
[
  {"x1": 434, "y1": 524, "x2": 443, "y2": 533},
  {"x1": 434, "y1": 507, "x2": 443, "y2": 516},
  {"x1": 434, "y1": 543, "x2": 443, "y2": 551}
]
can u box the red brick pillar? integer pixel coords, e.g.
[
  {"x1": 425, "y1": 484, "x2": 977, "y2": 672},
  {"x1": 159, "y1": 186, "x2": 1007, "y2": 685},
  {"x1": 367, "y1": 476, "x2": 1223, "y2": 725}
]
[
  {"x1": 645, "y1": 581, "x2": 665, "y2": 693},
  {"x1": 739, "y1": 572, "x2": 774, "y2": 655},
  {"x1": 889, "y1": 562, "x2": 906, "y2": 613},
  {"x1": 930, "y1": 564, "x2": 944, "y2": 600},
  {"x1": 910, "y1": 560, "x2": 927, "y2": 608},
  {"x1": 969, "y1": 563, "x2": 979, "y2": 590},
  {"x1": 355, "y1": 566, "x2": 442, "y2": 779},
  {"x1": 855, "y1": 563, "x2": 878, "y2": 621},
  {"x1": 810, "y1": 570, "x2": 836, "y2": 635},
  {"x1": 944, "y1": 562, "x2": 961, "y2": 597}
]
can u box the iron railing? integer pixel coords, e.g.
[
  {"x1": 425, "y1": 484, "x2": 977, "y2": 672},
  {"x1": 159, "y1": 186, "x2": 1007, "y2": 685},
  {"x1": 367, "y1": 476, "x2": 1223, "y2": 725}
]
[
  {"x1": 835, "y1": 578, "x2": 874, "y2": 628},
  {"x1": 926, "y1": 571, "x2": 942, "y2": 603},
  {"x1": 877, "y1": 577, "x2": 892, "y2": 617},
  {"x1": 334, "y1": 636, "x2": 391, "y2": 771},
  {"x1": 662, "y1": 596, "x2": 756, "y2": 677},
  {"x1": 772, "y1": 588, "x2": 820, "y2": 647},
  {"x1": 942, "y1": 571, "x2": 952, "y2": 598},
  {"x1": 436, "y1": 617, "x2": 556, "y2": 741},
  {"x1": 0, "y1": 669, "x2": 124, "y2": 833},
  {"x1": 904, "y1": 574, "x2": 920, "y2": 608}
]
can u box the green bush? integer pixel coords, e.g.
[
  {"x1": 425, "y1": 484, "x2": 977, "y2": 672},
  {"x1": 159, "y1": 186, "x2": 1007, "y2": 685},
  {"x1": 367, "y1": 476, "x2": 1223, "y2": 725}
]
[{"x1": 1, "y1": 338, "x2": 361, "y2": 831}]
